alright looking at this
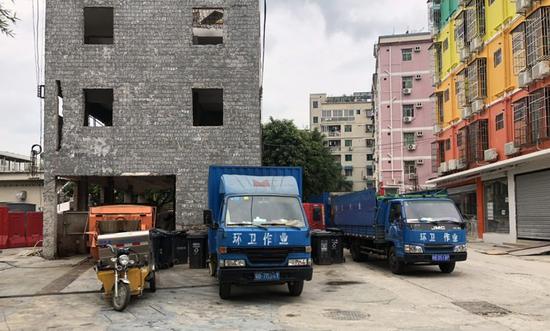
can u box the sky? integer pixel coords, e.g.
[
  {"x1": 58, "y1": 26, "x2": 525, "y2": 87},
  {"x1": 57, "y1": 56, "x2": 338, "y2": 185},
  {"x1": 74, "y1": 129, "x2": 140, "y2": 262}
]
[{"x1": 0, "y1": 0, "x2": 429, "y2": 155}]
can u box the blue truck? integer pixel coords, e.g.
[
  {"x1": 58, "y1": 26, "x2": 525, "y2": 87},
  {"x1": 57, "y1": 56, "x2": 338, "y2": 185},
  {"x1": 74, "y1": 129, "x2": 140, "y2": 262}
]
[
  {"x1": 204, "y1": 166, "x2": 313, "y2": 299},
  {"x1": 332, "y1": 189, "x2": 467, "y2": 274}
]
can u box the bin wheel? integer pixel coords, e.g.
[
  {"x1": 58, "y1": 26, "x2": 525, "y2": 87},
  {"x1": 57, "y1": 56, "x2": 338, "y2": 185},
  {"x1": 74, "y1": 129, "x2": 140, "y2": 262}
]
[
  {"x1": 288, "y1": 280, "x2": 304, "y2": 297},
  {"x1": 219, "y1": 282, "x2": 231, "y2": 300},
  {"x1": 112, "y1": 282, "x2": 131, "y2": 312},
  {"x1": 439, "y1": 262, "x2": 456, "y2": 274},
  {"x1": 388, "y1": 247, "x2": 405, "y2": 275},
  {"x1": 209, "y1": 256, "x2": 218, "y2": 277},
  {"x1": 148, "y1": 271, "x2": 157, "y2": 292}
]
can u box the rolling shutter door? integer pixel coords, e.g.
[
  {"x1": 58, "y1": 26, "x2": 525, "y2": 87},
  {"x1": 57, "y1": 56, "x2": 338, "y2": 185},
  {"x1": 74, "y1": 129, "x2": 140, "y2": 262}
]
[{"x1": 516, "y1": 170, "x2": 550, "y2": 240}]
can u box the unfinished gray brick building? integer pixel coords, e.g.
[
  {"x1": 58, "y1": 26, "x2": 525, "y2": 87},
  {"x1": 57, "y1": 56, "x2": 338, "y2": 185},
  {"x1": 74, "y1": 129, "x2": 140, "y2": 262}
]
[{"x1": 43, "y1": 0, "x2": 261, "y2": 258}]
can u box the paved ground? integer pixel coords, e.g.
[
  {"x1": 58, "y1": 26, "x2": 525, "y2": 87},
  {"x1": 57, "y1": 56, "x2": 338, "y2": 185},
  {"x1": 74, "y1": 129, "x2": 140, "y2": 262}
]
[{"x1": 1, "y1": 243, "x2": 549, "y2": 330}]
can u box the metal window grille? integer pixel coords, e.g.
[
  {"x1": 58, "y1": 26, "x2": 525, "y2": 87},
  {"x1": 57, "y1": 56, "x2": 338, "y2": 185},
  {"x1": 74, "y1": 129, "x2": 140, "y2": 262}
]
[
  {"x1": 467, "y1": 58, "x2": 487, "y2": 101},
  {"x1": 528, "y1": 87, "x2": 550, "y2": 143},
  {"x1": 432, "y1": 141, "x2": 439, "y2": 173},
  {"x1": 403, "y1": 104, "x2": 415, "y2": 117},
  {"x1": 404, "y1": 132, "x2": 416, "y2": 145},
  {"x1": 435, "y1": 92, "x2": 444, "y2": 124},
  {"x1": 432, "y1": 42, "x2": 442, "y2": 82},
  {"x1": 513, "y1": 98, "x2": 529, "y2": 146},
  {"x1": 456, "y1": 70, "x2": 468, "y2": 107},
  {"x1": 466, "y1": 0, "x2": 485, "y2": 42},
  {"x1": 512, "y1": 23, "x2": 527, "y2": 74},
  {"x1": 525, "y1": 7, "x2": 550, "y2": 68},
  {"x1": 466, "y1": 119, "x2": 489, "y2": 163},
  {"x1": 458, "y1": 128, "x2": 467, "y2": 165},
  {"x1": 455, "y1": 11, "x2": 466, "y2": 49}
]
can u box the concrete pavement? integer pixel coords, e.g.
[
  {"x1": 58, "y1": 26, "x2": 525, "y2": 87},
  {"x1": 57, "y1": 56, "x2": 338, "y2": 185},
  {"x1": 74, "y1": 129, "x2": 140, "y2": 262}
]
[{"x1": 0, "y1": 243, "x2": 549, "y2": 330}]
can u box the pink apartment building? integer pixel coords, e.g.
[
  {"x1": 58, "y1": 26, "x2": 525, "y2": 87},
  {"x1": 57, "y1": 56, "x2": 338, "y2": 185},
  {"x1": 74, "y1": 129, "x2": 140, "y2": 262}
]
[{"x1": 373, "y1": 33, "x2": 436, "y2": 194}]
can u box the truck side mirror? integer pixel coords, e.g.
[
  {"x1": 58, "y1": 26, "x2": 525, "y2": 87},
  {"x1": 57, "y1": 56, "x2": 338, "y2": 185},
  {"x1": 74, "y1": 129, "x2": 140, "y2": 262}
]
[{"x1": 203, "y1": 209, "x2": 213, "y2": 226}]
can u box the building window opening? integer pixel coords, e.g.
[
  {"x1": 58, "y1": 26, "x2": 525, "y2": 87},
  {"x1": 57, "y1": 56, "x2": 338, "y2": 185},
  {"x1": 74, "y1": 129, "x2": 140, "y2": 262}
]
[
  {"x1": 313, "y1": 116, "x2": 318, "y2": 124},
  {"x1": 496, "y1": 113, "x2": 504, "y2": 131},
  {"x1": 193, "y1": 88, "x2": 223, "y2": 126},
  {"x1": 192, "y1": 8, "x2": 224, "y2": 45},
  {"x1": 403, "y1": 104, "x2": 414, "y2": 118},
  {"x1": 84, "y1": 89, "x2": 113, "y2": 127},
  {"x1": 56, "y1": 80, "x2": 63, "y2": 150},
  {"x1": 84, "y1": 7, "x2": 114, "y2": 44},
  {"x1": 404, "y1": 161, "x2": 416, "y2": 175},
  {"x1": 402, "y1": 76, "x2": 413, "y2": 89},
  {"x1": 402, "y1": 48, "x2": 412, "y2": 61}
]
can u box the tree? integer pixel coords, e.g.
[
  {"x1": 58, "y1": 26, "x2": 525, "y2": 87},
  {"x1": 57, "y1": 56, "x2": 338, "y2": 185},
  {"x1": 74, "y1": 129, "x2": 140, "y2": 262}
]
[
  {"x1": 0, "y1": 1, "x2": 17, "y2": 37},
  {"x1": 262, "y1": 118, "x2": 352, "y2": 199}
]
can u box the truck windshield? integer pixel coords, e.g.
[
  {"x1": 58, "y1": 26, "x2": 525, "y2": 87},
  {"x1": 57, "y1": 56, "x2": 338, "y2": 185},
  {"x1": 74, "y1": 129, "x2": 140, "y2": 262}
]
[
  {"x1": 225, "y1": 196, "x2": 306, "y2": 228},
  {"x1": 403, "y1": 200, "x2": 463, "y2": 223}
]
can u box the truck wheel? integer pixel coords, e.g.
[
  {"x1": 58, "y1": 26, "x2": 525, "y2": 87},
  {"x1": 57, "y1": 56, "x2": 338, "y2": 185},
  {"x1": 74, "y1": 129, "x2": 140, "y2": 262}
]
[
  {"x1": 439, "y1": 262, "x2": 456, "y2": 274},
  {"x1": 219, "y1": 282, "x2": 231, "y2": 300},
  {"x1": 350, "y1": 241, "x2": 366, "y2": 262},
  {"x1": 288, "y1": 281, "x2": 304, "y2": 296},
  {"x1": 388, "y1": 247, "x2": 405, "y2": 275}
]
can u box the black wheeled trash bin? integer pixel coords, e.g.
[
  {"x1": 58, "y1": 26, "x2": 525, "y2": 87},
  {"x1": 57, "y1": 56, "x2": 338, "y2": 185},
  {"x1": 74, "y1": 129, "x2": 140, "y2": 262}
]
[
  {"x1": 311, "y1": 231, "x2": 332, "y2": 265},
  {"x1": 172, "y1": 230, "x2": 188, "y2": 265},
  {"x1": 188, "y1": 232, "x2": 208, "y2": 269},
  {"x1": 329, "y1": 231, "x2": 345, "y2": 264},
  {"x1": 150, "y1": 229, "x2": 174, "y2": 270}
]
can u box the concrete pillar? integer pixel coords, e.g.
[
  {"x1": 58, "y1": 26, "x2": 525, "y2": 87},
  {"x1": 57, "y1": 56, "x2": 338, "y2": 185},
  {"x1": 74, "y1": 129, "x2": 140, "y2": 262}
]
[
  {"x1": 76, "y1": 177, "x2": 89, "y2": 211},
  {"x1": 103, "y1": 177, "x2": 115, "y2": 204},
  {"x1": 476, "y1": 177, "x2": 485, "y2": 239},
  {"x1": 42, "y1": 175, "x2": 58, "y2": 259},
  {"x1": 507, "y1": 171, "x2": 517, "y2": 242}
]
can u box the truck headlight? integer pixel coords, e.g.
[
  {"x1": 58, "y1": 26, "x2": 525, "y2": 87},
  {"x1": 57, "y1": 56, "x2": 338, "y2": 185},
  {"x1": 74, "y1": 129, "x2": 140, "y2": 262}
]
[
  {"x1": 404, "y1": 245, "x2": 423, "y2": 254},
  {"x1": 118, "y1": 254, "x2": 130, "y2": 266},
  {"x1": 454, "y1": 244, "x2": 467, "y2": 253},
  {"x1": 220, "y1": 259, "x2": 245, "y2": 267},
  {"x1": 288, "y1": 258, "x2": 312, "y2": 266}
]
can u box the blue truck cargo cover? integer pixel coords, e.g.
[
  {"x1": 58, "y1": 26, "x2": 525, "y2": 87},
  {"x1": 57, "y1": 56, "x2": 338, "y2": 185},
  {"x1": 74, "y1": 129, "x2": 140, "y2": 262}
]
[
  {"x1": 208, "y1": 166, "x2": 303, "y2": 222},
  {"x1": 332, "y1": 189, "x2": 377, "y2": 227}
]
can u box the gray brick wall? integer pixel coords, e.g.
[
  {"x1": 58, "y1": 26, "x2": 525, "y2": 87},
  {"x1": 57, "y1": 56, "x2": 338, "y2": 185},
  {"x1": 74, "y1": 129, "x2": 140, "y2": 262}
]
[{"x1": 43, "y1": 0, "x2": 261, "y2": 258}]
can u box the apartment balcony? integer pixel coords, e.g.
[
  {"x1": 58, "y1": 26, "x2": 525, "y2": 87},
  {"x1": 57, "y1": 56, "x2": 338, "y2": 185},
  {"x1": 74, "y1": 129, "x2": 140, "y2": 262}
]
[
  {"x1": 321, "y1": 117, "x2": 355, "y2": 123},
  {"x1": 328, "y1": 131, "x2": 341, "y2": 137},
  {"x1": 329, "y1": 146, "x2": 342, "y2": 153}
]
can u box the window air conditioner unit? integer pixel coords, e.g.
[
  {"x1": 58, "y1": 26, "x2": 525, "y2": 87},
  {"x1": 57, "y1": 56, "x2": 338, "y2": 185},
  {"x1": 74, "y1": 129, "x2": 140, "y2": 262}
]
[
  {"x1": 504, "y1": 142, "x2": 520, "y2": 156},
  {"x1": 518, "y1": 69, "x2": 533, "y2": 87},
  {"x1": 469, "y1": 37, "x2": 483, "y2": 53},
  {"x1": 460, "y1": 48, "x2": 470, "y2": 63},
  {"x1": 434, "y1": 124, "x2": 442, "y2": 133},
  {"x1": 348, "y1": 147, "x2": 353, "y2": 151},
  {"x1": 531, "y1": 60, "x2": 550, "y2": 80},
  {"x1": 484, "y1": 148, "x2": 498, "y2": 162},
  {"x1": 403, "y1": 116, "x2": 414, "y2": 123},
  {"x1": 415, "y1": 74, "x2": 422, "y2": 80},
  {"x1": 439, "y1": 162, "x2": 448, "y2": 173},
  {"x1": 407, "y1": 144, "x2": 417, "y2": 151},
  {"x1": 414, "y1": 46, "x2": 421, "y2": 52},
  {"x1": 447, "y1": 159, "x2": 458, "y2": 171},
  {"x1": 415, "y1": 102, "x2": 423, "y2": 108},
  {"x1": 462, "y1": 106, "x2": 472, "y2": 119},
  {"x1": 402, "y1": 88, "x2": 412, "y2": 95},
  {"x1": 416, "y1": 131, "x2": 424, "y2": 137},
  {"x1": 516, "y1": 0, "x2": 532, "y2": 15},
  {"x1": 408, "y1": 173, "x2": 418, "y2": 180},
  {"x1": 472, "y1": 100, "x2": 484, "y2": 113},
  {"x1": 457, "y1": 159, "x2": 467, "y2": 169},
  {"x1": 416, "y1": 159, "x2": 424, "y2": 165}
]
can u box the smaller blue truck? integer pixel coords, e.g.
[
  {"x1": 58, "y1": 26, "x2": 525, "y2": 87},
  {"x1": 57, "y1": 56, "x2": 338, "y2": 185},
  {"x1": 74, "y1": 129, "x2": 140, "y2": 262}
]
[
  {"x1": 204, "y1": 166, "x2": 313, "y2": 299},
  {"x1": 332, "y1": 189, "x2": 467, "y2": 274}
]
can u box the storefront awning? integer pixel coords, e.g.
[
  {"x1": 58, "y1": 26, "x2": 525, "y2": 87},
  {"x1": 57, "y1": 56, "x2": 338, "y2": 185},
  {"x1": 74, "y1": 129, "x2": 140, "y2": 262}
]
[{"x1": 426, "y1": 148, "x2": 550, "y2": 185}]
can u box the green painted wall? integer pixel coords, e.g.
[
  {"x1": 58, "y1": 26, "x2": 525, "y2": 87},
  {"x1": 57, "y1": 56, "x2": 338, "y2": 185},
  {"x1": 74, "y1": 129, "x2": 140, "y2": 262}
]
[{"x1": 440, "y1": 0, "x2": 459, "y2": 28}]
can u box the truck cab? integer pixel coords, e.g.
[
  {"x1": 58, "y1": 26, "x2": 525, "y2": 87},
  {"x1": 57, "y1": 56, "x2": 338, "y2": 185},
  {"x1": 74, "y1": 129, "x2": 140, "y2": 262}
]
[
  {"x1": 205, "y1": 166, "x2": 313, "y2": 299},
  {"x1": 380, "y1": 197, "x2": 468, "y2": 274}
]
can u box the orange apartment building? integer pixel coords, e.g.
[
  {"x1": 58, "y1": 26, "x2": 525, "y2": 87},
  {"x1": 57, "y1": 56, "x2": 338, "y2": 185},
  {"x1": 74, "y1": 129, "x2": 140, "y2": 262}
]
[{"x1": 427, "y1": 0, "x2": 550, "y2": 243}]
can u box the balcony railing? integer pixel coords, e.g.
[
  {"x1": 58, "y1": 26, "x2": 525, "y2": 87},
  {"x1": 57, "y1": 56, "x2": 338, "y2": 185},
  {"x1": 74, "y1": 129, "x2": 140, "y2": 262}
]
[
  {"x1": 328, "y1": 131, "x2": 341, "y2": 137},
  {"x1": 321, "y1": 117, "x2": 355, "y2": 123}
]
